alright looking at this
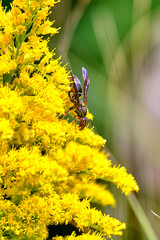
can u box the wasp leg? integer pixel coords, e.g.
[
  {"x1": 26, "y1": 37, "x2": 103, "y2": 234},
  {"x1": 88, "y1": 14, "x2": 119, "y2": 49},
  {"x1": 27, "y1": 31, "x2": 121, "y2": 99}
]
[
  {"x1": 59, "y1": 106, "x2": 74, "y2": 119},
  {"x1": 68, "y1": 91, "x2": 75, "y2": 103},
  {"x1": 89, "y1": 119, "x2": 93, "y2": 128}
]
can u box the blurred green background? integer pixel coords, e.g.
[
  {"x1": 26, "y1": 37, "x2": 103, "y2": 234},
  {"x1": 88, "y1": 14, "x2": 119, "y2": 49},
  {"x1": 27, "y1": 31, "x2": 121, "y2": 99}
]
[
  {"x1": 3, "y1": 0, "x2": 160, "y2": 239},
  {"x1": 51, "y1": 1, "x2": 160, "y2": 239}
]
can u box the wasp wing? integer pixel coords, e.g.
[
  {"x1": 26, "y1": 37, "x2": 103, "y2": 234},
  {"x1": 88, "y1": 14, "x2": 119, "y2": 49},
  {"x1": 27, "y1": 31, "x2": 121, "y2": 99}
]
[
  {"x1": 82, "y1": 67, "x2": 90, "y2": 107},
  {"x1": 69, "y1": 69, "x2": 82, "y2": 109}
]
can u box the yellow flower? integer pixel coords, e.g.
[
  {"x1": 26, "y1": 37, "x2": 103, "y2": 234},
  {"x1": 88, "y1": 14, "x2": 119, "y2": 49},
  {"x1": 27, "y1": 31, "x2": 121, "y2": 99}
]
[
  {"x1": 0, "y1": 86, "x2": 24, "y2": 117},
  {"x1": 53, "y1": 232, "x2": 106, "y2": 240},
  {"x1": 77, "y1": 182, "x2": 115, "y2": 207},
  {"x1": 0, "y1": 0, "x2": 139, "y2": 239},
  {"x1": 0, "y1": 50, "x2": 17, "y2": 75},
  {"x1": 0, "y1": 118, "x2": 14, "y2": 140}
]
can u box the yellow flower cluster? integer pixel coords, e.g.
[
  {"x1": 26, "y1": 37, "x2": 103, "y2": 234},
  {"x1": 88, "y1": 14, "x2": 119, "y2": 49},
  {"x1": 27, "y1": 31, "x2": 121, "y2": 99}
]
[{"x1": 0, "y1": 0, "x2": 139, "y2": 239}]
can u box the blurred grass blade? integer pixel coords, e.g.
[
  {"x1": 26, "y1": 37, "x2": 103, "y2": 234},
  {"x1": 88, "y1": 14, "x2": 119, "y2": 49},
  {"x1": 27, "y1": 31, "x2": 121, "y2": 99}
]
[
  {"x1": 91, "y1": 9, "x2": 130, "y2": 83},
  {"x1": 127, "y1": 193, "x2": 158, "y2": 240},
  {"x1": 56, "y1": 0, "x2": 91, "y2": 63}
]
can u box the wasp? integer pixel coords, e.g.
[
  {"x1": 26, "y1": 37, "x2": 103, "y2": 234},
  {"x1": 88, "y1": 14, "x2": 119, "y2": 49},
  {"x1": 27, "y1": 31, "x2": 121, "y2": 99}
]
[{"x1": 59, "y1": 67, "x2": 92, "y2": 130}]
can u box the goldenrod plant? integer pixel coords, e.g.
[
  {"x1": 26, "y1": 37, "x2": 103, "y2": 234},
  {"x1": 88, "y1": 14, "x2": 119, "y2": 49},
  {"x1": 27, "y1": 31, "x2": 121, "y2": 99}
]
[{"x1": 0, "y1": 0, "x2": 139, "y2": 239}]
